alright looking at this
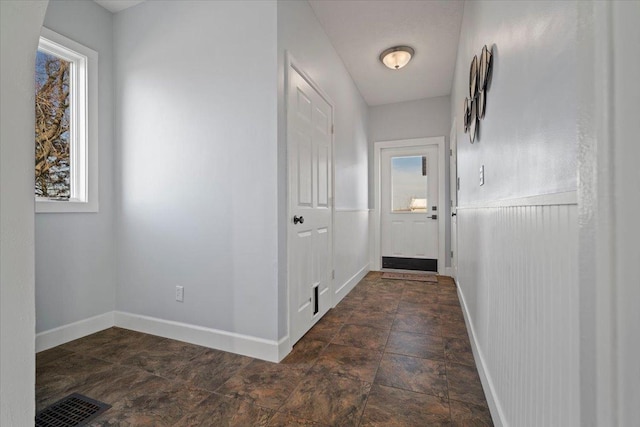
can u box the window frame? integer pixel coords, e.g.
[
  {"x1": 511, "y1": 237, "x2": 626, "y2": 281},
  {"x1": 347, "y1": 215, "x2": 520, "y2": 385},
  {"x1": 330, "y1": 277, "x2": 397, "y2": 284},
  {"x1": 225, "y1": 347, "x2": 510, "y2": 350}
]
[{"x1": 36, "y1": 27, "x2": 98, "y2": 213}]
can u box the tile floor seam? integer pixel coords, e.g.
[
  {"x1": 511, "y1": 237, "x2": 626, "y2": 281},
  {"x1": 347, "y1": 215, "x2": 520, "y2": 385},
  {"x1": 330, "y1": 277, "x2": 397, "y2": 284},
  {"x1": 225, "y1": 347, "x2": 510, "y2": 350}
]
[
  {"x1": 171, "y1": 390, "x2": 215, "y2": 426},
  {"x1": 372, "y1": 369, "x2": 451, "y2": 400},
  {"x1": 267, "y1": 370, "x2": 309, "y2": 414},
  {"x1": 357, "y1": 276, "x2": 388, "y2": 427},
  {"x1": 443, "y1": 329, "x2": 454, "y2": 425}
]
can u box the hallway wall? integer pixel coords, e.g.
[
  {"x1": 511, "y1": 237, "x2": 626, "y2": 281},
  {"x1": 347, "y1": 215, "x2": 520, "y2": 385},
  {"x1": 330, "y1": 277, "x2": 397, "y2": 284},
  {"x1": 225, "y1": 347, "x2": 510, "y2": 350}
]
[
  {"x1": 114, "y1": 1, "x2": 280, "y2": 354},
  {"x1": 451, "y1": 1, "x2": 580, "y2": 425},
  {"x1": 35, "y1": 0, "x2": 116, "y2": 339}
]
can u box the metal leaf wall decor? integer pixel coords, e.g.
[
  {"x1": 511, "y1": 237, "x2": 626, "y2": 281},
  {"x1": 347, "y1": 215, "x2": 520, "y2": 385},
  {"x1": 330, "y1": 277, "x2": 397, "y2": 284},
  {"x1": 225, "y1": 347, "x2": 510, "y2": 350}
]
[{"x1": 463, "y1": 45, "x2": 493, "y2": 143}]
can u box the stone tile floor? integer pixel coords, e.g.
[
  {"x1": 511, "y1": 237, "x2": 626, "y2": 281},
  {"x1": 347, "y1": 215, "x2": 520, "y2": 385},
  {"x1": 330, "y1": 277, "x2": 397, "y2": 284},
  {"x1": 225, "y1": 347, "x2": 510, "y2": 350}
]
[{"x1": 36, "y1": 272, "x2": 493, "y2": 426}]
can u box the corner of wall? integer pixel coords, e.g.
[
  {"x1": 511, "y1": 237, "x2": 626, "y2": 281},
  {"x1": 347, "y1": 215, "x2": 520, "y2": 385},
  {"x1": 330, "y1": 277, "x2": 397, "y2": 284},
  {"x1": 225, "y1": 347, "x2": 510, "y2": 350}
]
[{"x1": 0, "y1": 1, "x2": 49, "y2": 425}]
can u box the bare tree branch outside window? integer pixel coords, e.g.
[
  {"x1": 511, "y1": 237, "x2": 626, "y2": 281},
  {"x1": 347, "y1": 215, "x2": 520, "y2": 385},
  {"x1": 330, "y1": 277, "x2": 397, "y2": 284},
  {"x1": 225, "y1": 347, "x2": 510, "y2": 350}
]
[{"x1": 35, "y1": 50, "x2": 70, "y2": 199}]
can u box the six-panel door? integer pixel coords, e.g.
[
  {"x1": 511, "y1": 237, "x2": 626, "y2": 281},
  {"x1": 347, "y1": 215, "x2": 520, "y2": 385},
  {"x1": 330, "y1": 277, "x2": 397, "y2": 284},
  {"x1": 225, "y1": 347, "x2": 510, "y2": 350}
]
[{"x1": 288, "y1": 66, "x2": 333, "y2": 345}]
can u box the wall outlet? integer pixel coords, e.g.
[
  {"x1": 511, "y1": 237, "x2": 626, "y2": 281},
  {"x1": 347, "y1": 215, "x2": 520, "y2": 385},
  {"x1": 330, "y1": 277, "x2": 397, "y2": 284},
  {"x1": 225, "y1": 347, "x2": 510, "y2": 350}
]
[{"x1": 175, "y1": 285, "x2": 184, "y2": 302}]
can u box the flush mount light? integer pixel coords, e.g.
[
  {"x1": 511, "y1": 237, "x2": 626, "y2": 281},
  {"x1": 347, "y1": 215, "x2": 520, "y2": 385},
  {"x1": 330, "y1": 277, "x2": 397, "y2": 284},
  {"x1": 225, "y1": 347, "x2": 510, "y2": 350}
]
[{"x1": 379, "y1": 46, "x2": 415, "y2": 70}]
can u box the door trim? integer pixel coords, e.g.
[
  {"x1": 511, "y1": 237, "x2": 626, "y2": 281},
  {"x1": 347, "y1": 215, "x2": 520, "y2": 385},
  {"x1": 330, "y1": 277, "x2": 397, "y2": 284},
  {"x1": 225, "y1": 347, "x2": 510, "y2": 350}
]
[
  {"x1": 448, "y1": 118, "x2": 458, "y2": 279},
  {"x1": 285, "y1": 52, "x2": 335, "y2": 352},
  {"x1": 372, "y1": 136, "x2": 446, "y2": 273}
]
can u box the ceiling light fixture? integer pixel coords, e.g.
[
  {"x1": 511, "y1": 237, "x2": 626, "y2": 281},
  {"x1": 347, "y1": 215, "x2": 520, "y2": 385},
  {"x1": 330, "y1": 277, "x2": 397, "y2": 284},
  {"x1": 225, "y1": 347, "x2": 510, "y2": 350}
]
[{"x1": 379, "y1": 46, "x2": 415, "y2": 70}]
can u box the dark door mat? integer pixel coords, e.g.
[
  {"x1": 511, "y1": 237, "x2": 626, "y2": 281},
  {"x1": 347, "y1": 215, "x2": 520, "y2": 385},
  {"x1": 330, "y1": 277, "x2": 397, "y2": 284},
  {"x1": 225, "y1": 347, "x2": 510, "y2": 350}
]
[
  {"x1": 35, "y1": 393, "x2": 111, "y2": 427},
  {"x1": 381, "y1": 272, "x2": 438, "y2": 282}
]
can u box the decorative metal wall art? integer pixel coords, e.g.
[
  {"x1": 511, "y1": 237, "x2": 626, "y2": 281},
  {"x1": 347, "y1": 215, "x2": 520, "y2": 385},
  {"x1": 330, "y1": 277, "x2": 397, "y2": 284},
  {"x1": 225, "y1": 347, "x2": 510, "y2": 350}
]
[{"x1": 464, "y1": 45, "x2": 493, "y2": 143}]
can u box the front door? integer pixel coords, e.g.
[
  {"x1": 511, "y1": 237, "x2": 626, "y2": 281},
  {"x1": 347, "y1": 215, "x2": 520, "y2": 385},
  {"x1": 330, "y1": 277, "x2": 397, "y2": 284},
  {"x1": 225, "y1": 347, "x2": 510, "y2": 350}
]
[
  {"x1": 381, "y1": 145, "x2": 439, "y2": 271},
  {"x1": 288, "y1": 64, "x2": 333, "y2": 345}
]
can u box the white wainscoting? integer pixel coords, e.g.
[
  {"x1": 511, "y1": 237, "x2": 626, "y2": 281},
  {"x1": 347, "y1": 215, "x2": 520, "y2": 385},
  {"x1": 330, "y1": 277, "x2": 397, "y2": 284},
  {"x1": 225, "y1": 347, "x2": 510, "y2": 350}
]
[{"x1": 457, "y1": 197, "x2": 579, "y2": 427}]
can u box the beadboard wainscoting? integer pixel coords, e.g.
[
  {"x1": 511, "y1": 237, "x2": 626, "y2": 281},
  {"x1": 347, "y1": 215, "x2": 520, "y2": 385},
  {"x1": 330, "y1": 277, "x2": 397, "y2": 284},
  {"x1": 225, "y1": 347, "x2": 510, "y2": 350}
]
[{"x1": 457, "y1": 195, "x2": 579, "y2": 427}]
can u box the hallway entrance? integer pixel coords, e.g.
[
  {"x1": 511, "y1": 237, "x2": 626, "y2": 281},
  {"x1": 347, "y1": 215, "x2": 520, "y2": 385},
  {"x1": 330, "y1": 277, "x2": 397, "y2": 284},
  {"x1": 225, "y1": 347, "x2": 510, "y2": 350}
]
[
  {"x1": 373, "y1": 137, "x2": 447, "y2": 273},
  {"x1": 380, "y1": 144, "x2": 440, "y2": 271}
]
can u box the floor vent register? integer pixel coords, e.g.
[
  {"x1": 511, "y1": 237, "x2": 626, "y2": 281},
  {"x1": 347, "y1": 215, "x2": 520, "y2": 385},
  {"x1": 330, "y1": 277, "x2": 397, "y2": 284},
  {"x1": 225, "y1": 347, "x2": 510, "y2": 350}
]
[{"x1": 35, "y1": 393, "x2": 111, "y2": 427}]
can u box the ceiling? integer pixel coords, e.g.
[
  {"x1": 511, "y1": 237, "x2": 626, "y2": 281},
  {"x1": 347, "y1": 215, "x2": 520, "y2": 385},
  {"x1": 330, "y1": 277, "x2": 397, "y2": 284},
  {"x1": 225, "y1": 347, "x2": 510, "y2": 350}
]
[
  {"x1": 94, "y1": 0, "x2": 145, "y2": 13},
  {"x1": 93, "y1": 0, "x2": 463, "y2": 106},
  {"x1": 309, "y1": 0, "x2": 464, "y2": 106}
]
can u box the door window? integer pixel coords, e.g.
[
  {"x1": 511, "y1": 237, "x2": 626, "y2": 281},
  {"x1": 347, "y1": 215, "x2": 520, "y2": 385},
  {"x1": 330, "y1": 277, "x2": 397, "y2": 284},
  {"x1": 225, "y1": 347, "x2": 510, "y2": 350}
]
[{"x1": 391, "y1": 156, "x2": 428, "y2": 212}]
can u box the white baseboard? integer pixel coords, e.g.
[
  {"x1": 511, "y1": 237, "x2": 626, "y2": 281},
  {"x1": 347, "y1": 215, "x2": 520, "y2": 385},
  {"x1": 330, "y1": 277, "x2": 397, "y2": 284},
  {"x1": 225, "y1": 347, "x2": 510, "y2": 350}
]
[
  {"x1": 277, "y1": 335, "x2": 291, "y2": 362},
  {"x1": 37, "y1": 310, "x2": 284, "y2": 363},
  {"x1": 36, "y1": 311, "x2": 114, "y2": 352},
  {"x1": 334, "y1": 263, "x2": 369, "y2": 305},
  {"x1": 113, "y1": 311, "x2": 281, "y2": 362},
  {"x1": 456, "y1": 279, "x2": 507, "y2": 427}
]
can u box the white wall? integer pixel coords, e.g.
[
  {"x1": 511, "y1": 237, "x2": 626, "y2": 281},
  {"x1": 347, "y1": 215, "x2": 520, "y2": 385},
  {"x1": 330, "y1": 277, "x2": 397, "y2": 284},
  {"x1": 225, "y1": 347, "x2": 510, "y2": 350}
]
[
  {"x1": 114, "y1": 1, "x2": 279, "y2": 347},
  {"x1": 277, "y1": 0, "x2": 370, "y2": 338},
  {"x1": 577, "y1": 2, "x2": 640, "y2": 425},
  {"x1": 36, "y1": 0, "x2": 115, "y2": 334},
  {"x1": 455, "y1": 2, "x2": 577, "y2": 205},
  {"x1": 0, "y1": 1, "x2": 49, "y2": 424},
  {"x1": 612, "y1": 3, "x2": 640, "y2": 422},
  {"x1": 368, "y1": 96, "x2": 452, "y2": 266},
  {"x1": 368, "y1": 96, "x2": 451, "y2": 204},
  {"x1": 451, "y1": 1, "x2": 580, "y2": 425},
  {"x1": 369, "y1": 96, "x2": 451, "y2": 143}
]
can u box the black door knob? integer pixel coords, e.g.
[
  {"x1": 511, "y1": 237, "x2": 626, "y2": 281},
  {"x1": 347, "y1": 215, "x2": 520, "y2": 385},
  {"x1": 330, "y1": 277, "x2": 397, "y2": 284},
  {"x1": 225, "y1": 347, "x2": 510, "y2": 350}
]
[
  {"x1": 293, "y1": 215, "x2": 304, "y2": 224},
  {"x1": 452, "y1": 212, "x2": 457, "y2": 217}
]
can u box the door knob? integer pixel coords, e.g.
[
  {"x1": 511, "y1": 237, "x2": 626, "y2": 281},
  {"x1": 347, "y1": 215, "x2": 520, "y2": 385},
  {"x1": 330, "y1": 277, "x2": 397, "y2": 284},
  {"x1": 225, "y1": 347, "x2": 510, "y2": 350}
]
[
  {"x1": 293, "y1": 215, "x2": 304, "y2": 224},
  {"x1": 451, "y1": 212, "x2": 457, "y2": 217}
]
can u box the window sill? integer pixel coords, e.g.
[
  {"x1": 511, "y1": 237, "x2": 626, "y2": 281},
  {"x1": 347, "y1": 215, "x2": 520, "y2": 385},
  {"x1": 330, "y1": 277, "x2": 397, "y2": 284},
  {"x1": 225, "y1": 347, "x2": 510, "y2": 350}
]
[{"x1": 36, "y1": 199, "x2": 98, "y2": 214}]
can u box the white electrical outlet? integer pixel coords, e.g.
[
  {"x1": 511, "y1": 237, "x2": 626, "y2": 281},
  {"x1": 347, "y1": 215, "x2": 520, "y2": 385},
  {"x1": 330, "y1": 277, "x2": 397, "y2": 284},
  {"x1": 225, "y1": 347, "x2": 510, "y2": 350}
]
[{"x1": 175, "y1": 285, "x2": 184, "y2": 302}]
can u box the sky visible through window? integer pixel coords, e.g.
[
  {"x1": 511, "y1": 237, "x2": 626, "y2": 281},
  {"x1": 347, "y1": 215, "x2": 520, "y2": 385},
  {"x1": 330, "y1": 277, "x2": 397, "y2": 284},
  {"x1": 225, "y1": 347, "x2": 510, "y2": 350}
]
[
  {"x1": 35, "y1": 49, "x2": 71, "y2": 199},
  {"x1": 391, "y1": 156, "x2": 428, "y2": 212}
]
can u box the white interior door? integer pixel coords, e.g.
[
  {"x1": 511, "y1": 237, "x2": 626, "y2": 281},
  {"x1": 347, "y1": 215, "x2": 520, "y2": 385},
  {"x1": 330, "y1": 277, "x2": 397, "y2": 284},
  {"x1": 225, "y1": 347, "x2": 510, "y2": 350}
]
[
  {"x1": 450, "y1": 121, "x2": 458, "y2": 277},
  {"x1": 288, "y1": 64, "x2": 333, "y2": 345},
  {"x1": 381, "y1": 145, "x2": 439, "y2": 271}
]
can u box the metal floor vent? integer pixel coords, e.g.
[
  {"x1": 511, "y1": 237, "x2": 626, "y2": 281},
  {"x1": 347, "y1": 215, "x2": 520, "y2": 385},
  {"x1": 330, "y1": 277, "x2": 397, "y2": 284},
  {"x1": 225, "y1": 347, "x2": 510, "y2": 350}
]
[{"x1": 35, "y1": 393, "x2": 111, "y2": 427}]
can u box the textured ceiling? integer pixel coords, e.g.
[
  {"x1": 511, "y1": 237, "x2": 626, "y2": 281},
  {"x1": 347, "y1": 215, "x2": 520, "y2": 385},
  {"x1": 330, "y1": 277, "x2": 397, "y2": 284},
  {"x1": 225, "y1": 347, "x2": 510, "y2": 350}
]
[
  {"x1": 309, "y1": 0, "x2": 464, "y2": 106},
  {"x1": 94, "y1": 0, "x2": 145, "y2": 13}
]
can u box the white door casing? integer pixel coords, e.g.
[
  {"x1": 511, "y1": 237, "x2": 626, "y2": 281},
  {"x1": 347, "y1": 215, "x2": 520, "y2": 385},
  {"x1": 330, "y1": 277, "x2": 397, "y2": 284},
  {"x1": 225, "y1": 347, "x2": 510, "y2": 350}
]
[
  {"x1": 372, "y1": 137, "x2": 446, "y2": 273},
  {"x1": 450, "y1": 119, "x2": 458, "y2": 277},
  {"x1": 287, "y1": 58, "x2": 333, "y2": 346},
  {"x1": 380, "y1": 145, "x2": 439, "y2": 262}
]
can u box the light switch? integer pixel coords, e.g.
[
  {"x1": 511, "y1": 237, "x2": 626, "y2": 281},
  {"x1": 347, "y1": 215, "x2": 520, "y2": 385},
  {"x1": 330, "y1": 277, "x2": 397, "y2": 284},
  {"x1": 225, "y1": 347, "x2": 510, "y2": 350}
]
[{"x1": 479, "y1": 165, "x2": 484, "y2": 186}]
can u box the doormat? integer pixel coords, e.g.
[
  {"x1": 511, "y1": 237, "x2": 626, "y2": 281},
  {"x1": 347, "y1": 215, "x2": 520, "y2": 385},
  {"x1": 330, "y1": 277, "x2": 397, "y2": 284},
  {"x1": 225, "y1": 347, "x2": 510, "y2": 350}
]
[
  {"x1": 382, "y1": 272, "x2": 438, "y2": 282},
  {"x1": 35, "y1": 393, "x2": 111, "y2": 427}
]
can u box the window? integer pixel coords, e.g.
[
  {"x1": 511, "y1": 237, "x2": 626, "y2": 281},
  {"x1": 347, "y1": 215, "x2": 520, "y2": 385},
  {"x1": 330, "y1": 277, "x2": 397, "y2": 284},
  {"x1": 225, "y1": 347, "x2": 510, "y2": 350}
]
[
  {"x1": 35, "y1": 28, "x2": 98, "y2": 213},
  {"x1": 391, "y1": 155, "x2": 428, "y2": 212}
]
